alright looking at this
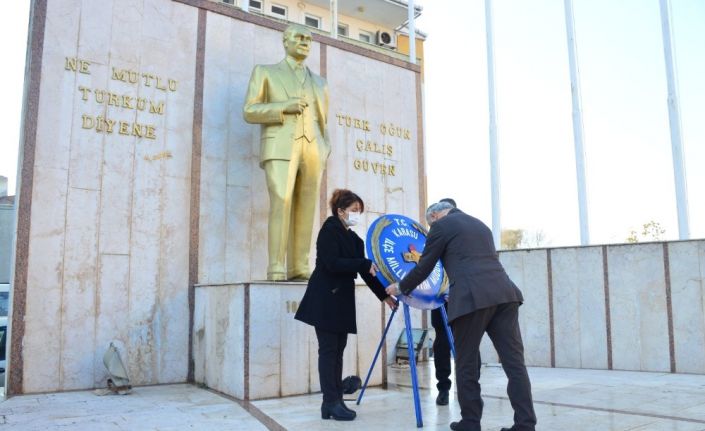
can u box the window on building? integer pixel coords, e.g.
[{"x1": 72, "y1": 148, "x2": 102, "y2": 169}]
[
  {"x1": 221, "y1": 0, "x2": 234, "y2": 4},
  {"x1": 271, "y1": 3, "x2": 287, "y2": 18},
  {"x1": 337, "y1": 23, "x2": 348, "y2": 37},
  {"x1": 359, "y1": 30, "x2": 373, "y2": 43},
  {"x1": 249, "y1": 0, "x2": 262, "y2": 10},
  {"x1": 305, "y1": 14, "x2": 321, "y2": 29}
]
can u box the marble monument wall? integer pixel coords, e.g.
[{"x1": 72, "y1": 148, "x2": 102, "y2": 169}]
[
  {"x1": 9, "y1": 0, "x2": 425, "y2": 397},
  {"x1": 9, "y1": 0, "x2": 198, "y2": 395},
  {"x1": 480, "y1": 240, "x2": 705, "y2": 375}
]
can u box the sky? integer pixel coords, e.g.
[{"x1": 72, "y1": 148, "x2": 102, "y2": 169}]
[
  {"x1": 0, "y1": 1, "x2": 30, "y2": 195},
  {"x1": 0, "y1": 0, "x2": 703, "y2": 247},
  {"x1": 418, "y1": 0, "x2": 705, "y2": 246}
]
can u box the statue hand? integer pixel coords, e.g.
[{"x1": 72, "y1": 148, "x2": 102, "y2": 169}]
[{"x1": 283, "y1": 97, "x2": 308, "y2": 114}]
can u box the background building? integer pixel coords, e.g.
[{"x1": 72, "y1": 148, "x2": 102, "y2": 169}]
[
  {"x1": 0, "y1": 176, "x2": 13, "y2": 286},
  {"x1": 213, "y1": 0, "x2": 425, "y2": 65},
  {"x1": 0, "y1": 175, "x2": 12, "y2": 392}
]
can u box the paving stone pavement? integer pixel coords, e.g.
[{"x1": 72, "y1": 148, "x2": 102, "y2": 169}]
[{"x1": 2, "y1": 364, "x2": 705, "y2": 430}]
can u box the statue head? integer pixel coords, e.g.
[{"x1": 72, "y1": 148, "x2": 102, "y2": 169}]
[{"x1": 283, "y1": 24, "x2": 313, "y2": 61}]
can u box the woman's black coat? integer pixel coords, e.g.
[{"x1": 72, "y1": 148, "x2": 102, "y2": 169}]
[{"x1": 295, "y1": 216, "x2": 388, "y2": 334}]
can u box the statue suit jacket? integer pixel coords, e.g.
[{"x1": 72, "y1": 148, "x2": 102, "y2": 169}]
[
  {"x1": 398, "y1": 208, "x2": 524, "y2": 323},
  {"x1": 295, "y1": 216, "x2": 388, "y2": 334},
  {"x1": 243, "y1": 60, "x2": 330, "y2": 168}
]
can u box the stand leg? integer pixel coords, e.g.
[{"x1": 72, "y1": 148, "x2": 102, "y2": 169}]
[
  {"x1": 403, "y1": 303, "x2": 423, "y2": 428},
  {"x1": 439, "y1": 305, "x2": 456, "y2": 359},
  {"x1": 357, "y1": 306, "x2": 398, "y2": 405}
]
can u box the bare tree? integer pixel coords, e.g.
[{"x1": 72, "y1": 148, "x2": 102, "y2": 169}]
[
  {"x1": 521, "y1": 229, "x2": 549, "y2": 248},
  {"x1": 626, "y1": 220, "x2": 666, "y2": 243},
  {"x1": 501, "y1": 229, "x2": 524, "y2": 250}
]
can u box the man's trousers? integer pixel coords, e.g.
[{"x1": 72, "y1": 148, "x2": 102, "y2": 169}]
[
  {"x1": 431, "y1": 304, "x2": 452, "y2": 391},
  {"x1": 452, "y1": 302, "x2": 537, "y2": 431}
]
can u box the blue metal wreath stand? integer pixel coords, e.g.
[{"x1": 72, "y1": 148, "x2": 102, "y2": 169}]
[{"x1": 356, "y1": 299, "x2": 456, "y2": 428}]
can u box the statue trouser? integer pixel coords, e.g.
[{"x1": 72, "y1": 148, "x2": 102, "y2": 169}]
[{"x1": 263, "y1": 136, "x2": 324, "y2": 280}]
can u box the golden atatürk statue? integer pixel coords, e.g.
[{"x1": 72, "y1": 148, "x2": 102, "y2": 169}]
[{"x1": 243, "y1": 24, "x2": 330, "y2": 281}]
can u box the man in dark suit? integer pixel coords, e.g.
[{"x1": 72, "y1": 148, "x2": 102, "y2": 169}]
[{"x1": 386, "y1": 202, "x2": 537, "y2": 431}]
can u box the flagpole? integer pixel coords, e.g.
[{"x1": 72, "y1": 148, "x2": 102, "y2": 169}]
[
  {"x1": 485, "y1": 0, "x2": 501, "y2": 249},
  {"x1": 564, "y1": 0, "x2": 590, "y2": 245},
  {"x1": 659, "y1": 0, "x2": 689, "y2": 239},
  {"x1": 330, "y1": 0, "x2": 338, "y2": 39}
]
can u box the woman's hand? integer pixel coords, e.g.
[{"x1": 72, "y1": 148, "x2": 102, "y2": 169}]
[
  {"x1": 369, "y1": 262, "x2": 379, "y2": 277},
  {"x1": 383, "y1": 296, "x2": 398, "y2": 310},
  {"x1": 385, "y1": 282, "x2": 401, "y2": 297}
]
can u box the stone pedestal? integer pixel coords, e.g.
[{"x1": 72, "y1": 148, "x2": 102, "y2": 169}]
[{"x1": 193, "y1": 281, "x2": 425, "y2": 400}]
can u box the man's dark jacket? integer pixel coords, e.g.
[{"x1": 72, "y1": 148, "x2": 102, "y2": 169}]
[
  {"x1": 399, "y1": 208, "x2": 524, "y2": 322},
  {"x1": 295, "y1": 216, "x2": 388, "y2": 333}
]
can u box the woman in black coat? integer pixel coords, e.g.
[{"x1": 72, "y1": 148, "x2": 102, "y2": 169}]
[{"x1": 295, "y1": 189, "x2": 397, "y2": 421}]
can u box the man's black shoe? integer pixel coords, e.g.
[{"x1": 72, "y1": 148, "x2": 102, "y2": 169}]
[
  {"x1": 449, "y1": 421, "x2": 475, "y2": 431},
  {"x1": 450, "y1": 421, "x2": 484, "y2": 431},
  {"x1": 436, "y1": 390, "x2": 449, "y2": 405}
]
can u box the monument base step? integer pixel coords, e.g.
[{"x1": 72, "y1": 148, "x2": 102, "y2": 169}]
[{"x1": 193, "y1": 282, "x2": 424, "y2": 400}]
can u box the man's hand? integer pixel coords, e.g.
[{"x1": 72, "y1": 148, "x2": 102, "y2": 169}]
[
  {"x1": 383, "y1": 296, "x2": 398, "y2": 310},
  {"x1": 283, "y1": 97, "x2": 308, "y2": 114},
  {"x1": 385, "y1": 282, "x2": 401, "y2": 297}
]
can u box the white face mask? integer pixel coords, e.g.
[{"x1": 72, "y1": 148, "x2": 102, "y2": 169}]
[{"x1": 346, "y1": 211, "x2": 361, "y2": 227}]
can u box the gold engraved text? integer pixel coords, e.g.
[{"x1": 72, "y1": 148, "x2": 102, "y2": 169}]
[
  {"x1": 380, "y1": 122, "x2": 411, "y2": 140},
  {"x1": 144, "y1": 151, "x2": 173, "y2": 161},
  {"x1": 65, "y1": 57, "x2": 91, "y2": 74},
  {"x1": 78, "y1": 87, "x2": 165, "y2": 115},
  {"x1": 336, "y1": 113, "x2": 370, "y2": 131},
  {"x1": 68, "y1": 59, "x2": 178, "y2": 142},
  {"x1": 286, "y1": 301, "x2": 299, "y2": 313},
  {"x1": 353, "y1": 159, "x2": 396, "y2": 176},
  {"x1": 356, "y1": 139, "x2": 393, "y2": 157},
  {"x1": 111, "y1": 67, "x2": 178, "y2": 92},
  {"x1": 82, "y1": 114, "x2": 156, "y2": 140}
]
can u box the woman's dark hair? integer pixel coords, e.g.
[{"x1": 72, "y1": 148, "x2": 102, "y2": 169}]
[{"x1": 330, "y1": 189, "x2": 365, "y2": 215}]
